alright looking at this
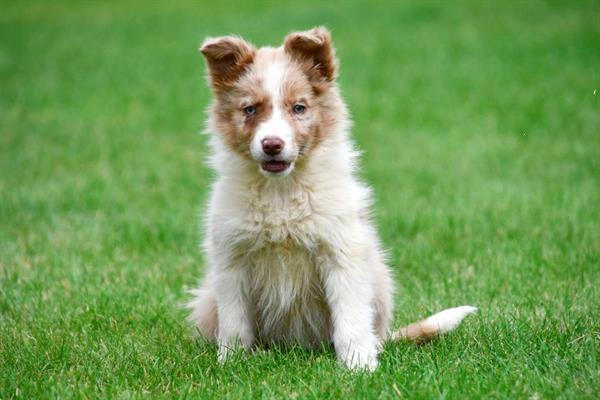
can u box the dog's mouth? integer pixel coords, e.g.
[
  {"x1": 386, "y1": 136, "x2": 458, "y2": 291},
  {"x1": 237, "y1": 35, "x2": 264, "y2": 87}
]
[{"x1": 261, "y1": 160, "x2": 290, "y2": 173}]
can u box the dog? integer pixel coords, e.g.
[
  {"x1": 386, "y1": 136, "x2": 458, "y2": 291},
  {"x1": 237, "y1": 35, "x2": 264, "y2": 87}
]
[{"x1": 187, "y1": 27, "x2": 476, "y2": 371}]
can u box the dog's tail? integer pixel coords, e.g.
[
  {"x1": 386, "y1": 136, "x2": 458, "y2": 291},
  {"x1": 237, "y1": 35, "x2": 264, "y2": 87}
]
[{"x1": 391, "y1": 305, "x2": 478, "y2": 343}]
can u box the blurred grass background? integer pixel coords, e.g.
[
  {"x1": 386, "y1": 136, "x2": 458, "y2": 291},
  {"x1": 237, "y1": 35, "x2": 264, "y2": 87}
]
[{"x1": 1, "y1": 1, "x2": 598, "y2": 398}]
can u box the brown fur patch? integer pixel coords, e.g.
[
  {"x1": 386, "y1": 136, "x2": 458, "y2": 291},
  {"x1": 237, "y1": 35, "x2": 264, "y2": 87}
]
[
  {"x1": 284, "y1": 27, "x2": 337, "y2": 94},
  {"x1": 280, "y1": 66, "x2": 318, "y2": 156},
  {"x1": 210, "y1": 74, "x2": 274, "y2": 157},
  {"x1": 392, "y1": 320, "x2": 439, "y2": 344},
  {"x1": 200, "y1": 36, "x2": 256, "y2": 90}
]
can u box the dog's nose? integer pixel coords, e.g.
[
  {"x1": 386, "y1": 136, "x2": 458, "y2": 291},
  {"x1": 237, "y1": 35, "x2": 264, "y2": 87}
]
[{"x1": 261, "y1": 137, "x2": 284, "y2": 156}]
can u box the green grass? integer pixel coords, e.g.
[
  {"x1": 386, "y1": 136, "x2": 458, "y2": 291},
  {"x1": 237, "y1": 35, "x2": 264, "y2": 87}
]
[{"x1": 1, "y1": 0, "x2": 598, "y2": 398}]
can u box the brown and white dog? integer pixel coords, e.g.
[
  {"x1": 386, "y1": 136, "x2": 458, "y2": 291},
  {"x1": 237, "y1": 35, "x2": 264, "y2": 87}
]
[{"x1": 187, "y1": 27, "x2": 476, "y2": 371}]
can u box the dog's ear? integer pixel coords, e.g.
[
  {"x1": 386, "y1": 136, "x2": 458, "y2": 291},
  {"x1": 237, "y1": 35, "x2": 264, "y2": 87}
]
[
  {"x1": 284, "y1": 27, "x2": 337, "y2": 83},
  {"x1": 200, "y1": 36, "x2": 256, "y2": 89}
]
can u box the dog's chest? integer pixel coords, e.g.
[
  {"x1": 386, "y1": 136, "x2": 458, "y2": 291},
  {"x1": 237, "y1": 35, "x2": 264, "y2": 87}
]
[
  {"x1": 242, "y1": 182, "x2": 318, "y2": 245},
  {"x1": 247, "y1": 242, "x2": 331, "y2": 346},
  {"x1": 239, "y1": 184, "x2": 331, "y2": 345}
]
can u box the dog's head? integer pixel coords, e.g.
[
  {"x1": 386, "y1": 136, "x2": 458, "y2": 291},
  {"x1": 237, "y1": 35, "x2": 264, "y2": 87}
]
[{"x1": 200, "y1": 27, "x2": 344, "y2": 177}]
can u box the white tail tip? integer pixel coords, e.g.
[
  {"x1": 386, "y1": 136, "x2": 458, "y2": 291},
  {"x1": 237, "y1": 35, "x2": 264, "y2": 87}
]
[
  {"x1": 392, "y1": 305, "x2": 478, "y2": 343},
  {"x1": 424, "y1": 305, "x2": 478, "y2": 334}
]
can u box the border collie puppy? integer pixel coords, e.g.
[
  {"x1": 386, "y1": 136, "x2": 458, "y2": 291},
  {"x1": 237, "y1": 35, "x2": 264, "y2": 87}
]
[{"x1": 187, "y1": 27, "x2": 476, "y2": 371}]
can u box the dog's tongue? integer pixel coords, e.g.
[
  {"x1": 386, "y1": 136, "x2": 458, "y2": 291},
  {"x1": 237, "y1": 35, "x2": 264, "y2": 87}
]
[{"x1": 262, "y1": 161, "x2": 289, "y2": 173}]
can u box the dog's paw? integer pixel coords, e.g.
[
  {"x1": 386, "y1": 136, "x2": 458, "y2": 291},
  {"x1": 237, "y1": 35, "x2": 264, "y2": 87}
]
[
  {"x1": 338, "y1": 344, "x2": 379, "y2": 372},
  {"x1": 217, "y1": 342, "x2": 244, "y2": 363},
  {"x1": 217, "y1": 344, "x2": 232, "y2": 363},
  {"x1": 217, "y1": 332, "x2": 254, "y2": 363}
]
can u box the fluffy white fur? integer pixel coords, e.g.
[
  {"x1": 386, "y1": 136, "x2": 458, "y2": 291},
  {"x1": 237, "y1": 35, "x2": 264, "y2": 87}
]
[{"x1": 187, "y1": 27, "x2": 476, "y2": 371}]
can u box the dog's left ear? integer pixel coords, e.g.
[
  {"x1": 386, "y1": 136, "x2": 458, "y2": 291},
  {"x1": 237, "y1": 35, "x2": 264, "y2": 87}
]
[
  {"x1": 200, "y1": 36, "x2": 256, "y2": 90},
  {"x1": 284, "y1": 27, "x2": 337, "y2": 83}
]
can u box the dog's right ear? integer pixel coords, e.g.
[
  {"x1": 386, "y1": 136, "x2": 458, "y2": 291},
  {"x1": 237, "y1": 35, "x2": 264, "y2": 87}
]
[
  {"x1": 284, "y1": 27, "x2": 337, "y2": 83},
  {"x1": 200, "y1": 36, "x2": 256, "y2": 89}
]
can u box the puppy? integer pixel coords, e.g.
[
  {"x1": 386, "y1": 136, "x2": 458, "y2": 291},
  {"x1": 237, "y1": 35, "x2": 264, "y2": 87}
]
[{"x1": 187, "y1": 27, "x2": 476, "y2": 371}]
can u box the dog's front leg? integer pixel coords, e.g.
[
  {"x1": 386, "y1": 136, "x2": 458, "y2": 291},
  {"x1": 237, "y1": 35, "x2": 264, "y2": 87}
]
[
  {"x1": 214, "y1": 265, "x2": 254, "y2": 362},
  {"x1": 322, "y1": 253, "x2": 379, "y2": 371}
]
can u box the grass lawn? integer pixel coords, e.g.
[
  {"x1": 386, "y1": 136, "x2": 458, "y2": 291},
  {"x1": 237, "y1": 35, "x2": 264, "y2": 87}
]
[{"x1": 1, "y1": 0, "x2": 598, "y2": 398}]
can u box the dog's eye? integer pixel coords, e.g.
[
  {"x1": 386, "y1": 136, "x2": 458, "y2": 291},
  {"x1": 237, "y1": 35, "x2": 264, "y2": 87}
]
[
  {"x1": 243, "y1": 106, "x2": 257, "y2": 115},
  {"x1": 292, "y1": 104, "x2": 306, "y2": 114}
]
